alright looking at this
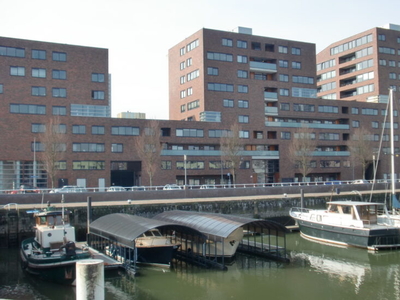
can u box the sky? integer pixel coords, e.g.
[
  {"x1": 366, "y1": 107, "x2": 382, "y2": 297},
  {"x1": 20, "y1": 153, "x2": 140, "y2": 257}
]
[{"x1": 2, "y1": 0, "x2": 400, "y2": 119}]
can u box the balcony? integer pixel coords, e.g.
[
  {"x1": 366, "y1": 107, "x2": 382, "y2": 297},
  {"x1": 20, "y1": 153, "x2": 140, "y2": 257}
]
[
  {"x1": 161, "y1": 149, "x2": 279, "y2": 158},
  {"x1": 264, "y1": 91, "x2": 278, "y2": 101},
  {"x1": 265, "y1": 121, "x2": 349, "y2": 130},
  {"x1": 265, "y1": 106, "x2": 278, "y2": 116},
  {"x1": 312, "y1": 151, "x2": 350, "y2": 157},
  {"x1": 250, "y1": 61, "x2": 277, "y2": 73}
]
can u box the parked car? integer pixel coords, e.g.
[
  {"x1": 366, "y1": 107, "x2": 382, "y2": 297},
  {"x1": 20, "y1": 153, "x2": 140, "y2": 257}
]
[
  {"x1": 130, "y1": 186, "x2": 146, "y2": 191},
  {"x1": 10, "y1": 185, "x2": 39, "y2": 194},
  {"x1": 107, "y1": 186, "x2": 126, "y2": 192},
  {"x1": 163, "y1": 184, "x2": 182, "y2": 190},
  {"x1": 50, "y1": 185, "x2": 87, "y2": 193},
  {"x1": 352, "y1": 179, "x2": 369, "y2": 184},
  {"x1": 200, "y1": 184, "x2": 216, "y2": 189}
]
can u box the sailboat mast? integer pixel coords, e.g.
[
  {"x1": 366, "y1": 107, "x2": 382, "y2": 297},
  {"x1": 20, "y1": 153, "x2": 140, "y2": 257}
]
[{"x1": 390, "y1": 88, "x2": 395, "y2": 198}]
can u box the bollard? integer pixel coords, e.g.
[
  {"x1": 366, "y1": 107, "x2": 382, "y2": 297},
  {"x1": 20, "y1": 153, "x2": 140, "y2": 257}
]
[{"x1": 76, "y1": 259, "x2": 104, "y2": 300}]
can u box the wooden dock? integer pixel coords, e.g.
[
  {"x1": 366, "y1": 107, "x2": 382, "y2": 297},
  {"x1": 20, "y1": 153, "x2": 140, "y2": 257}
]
[{"x1": 76, "y1": 242, "x2": 123, "y2": 269}]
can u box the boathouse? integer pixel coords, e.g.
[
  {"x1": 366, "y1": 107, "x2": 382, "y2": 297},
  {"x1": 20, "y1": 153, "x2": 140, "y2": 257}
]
[{"x1": 153, "y1": 211, "x2": 289, "y2": 262}]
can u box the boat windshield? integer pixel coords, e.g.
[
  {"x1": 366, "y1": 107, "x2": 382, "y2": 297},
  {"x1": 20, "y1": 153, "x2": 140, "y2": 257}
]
[{"x1": 142, "y1": 230, "x2": 162, "y2": 237}]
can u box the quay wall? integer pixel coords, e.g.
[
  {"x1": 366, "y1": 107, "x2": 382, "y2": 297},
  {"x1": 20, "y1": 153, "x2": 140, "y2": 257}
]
[{"x1": 0, "y1": 184, "x2": 392, "y2": 247}]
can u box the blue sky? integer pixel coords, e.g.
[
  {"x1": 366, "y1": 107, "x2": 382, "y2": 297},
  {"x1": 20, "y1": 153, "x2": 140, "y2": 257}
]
[{"x1": 2, "y1": 0, "x2": 399, "y2": 119}]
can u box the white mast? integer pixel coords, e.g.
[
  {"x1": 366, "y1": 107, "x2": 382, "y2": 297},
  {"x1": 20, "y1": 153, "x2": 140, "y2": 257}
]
[{"x1": 389, "y1": 88, "x2": 399, "y2": 210}]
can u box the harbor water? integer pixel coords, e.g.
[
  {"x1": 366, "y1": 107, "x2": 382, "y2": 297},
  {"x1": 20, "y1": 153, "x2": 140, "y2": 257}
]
[{"x1": 2, "y1": 232, "x2": 400, "y2": 300}]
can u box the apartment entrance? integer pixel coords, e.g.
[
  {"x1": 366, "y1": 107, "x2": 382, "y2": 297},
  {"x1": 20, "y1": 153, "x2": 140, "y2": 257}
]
[{"x1": 110, "y1": 161, "x2": 142, "y2": 187}]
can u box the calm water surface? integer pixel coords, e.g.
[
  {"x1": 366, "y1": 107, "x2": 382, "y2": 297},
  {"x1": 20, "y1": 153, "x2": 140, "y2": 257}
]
[{"x1": 2, "y1": 233, "x2": 400, "y2": 300}]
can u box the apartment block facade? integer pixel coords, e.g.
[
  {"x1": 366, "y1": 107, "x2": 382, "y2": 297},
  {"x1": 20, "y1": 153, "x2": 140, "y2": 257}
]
[{"x1": 0, "y1": 26, "x2": 399, "y2": 190}]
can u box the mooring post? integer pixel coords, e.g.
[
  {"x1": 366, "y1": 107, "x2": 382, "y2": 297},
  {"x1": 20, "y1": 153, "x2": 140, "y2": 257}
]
[{"x1": 76, "y1": 259, "x2": 104, "y2": 300}]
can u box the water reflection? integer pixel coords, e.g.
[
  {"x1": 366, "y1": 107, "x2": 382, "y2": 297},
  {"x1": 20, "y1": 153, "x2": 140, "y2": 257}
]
[{"x1": 3, "y1": 233, "x2": 400, "y2": 299}]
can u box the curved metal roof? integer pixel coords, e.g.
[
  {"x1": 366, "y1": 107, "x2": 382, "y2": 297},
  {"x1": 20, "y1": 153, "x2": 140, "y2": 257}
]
[
  {"x1": 153, "y1": 210, "x2": 288, "y2": 239},
  {"x1": 89, "y1": 213, "x2": 206, "y2": 247}
]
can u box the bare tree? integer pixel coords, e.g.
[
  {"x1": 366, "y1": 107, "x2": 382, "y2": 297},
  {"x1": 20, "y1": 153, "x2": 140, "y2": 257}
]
[
  {"x1": 348, "y1": 127, "x2": 374, "y2": 179},
  {"x1": 134, "y1": 120, "x2": 162, "y2": 186},
  {"x1": 38, "y1": 117, "x2": 67, "y2": 189},
  {"x1": 220, "y1": 122, "x2": 243, "y2": 185},
  {"x1": 288, "y1": 126, "x2": 317, "y2": 182}
]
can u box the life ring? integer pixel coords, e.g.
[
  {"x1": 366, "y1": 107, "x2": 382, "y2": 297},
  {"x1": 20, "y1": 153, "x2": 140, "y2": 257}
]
[{"x1": 316, "y1": 215, "x2": 322, "y2": 222}]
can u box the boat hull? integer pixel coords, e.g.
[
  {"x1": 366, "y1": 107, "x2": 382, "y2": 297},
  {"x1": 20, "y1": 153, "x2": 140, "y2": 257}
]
[
  {"x1": 136, "y1": 245, "x2": 179, "y2": 265},
  {"x1": 296, "y1": 219, "x2": 400, "y2": 250},
  {"x1": 20, "y1": 237, "x2": 91, "y2": 285}
]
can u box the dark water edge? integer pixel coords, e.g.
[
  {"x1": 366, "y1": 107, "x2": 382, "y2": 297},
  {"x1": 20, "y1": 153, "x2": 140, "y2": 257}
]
[{"x1": 3, "y1": 233, "x2": 400, "y2": 300}]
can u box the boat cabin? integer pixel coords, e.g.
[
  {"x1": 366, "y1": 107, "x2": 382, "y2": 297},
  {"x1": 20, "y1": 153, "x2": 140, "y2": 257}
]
[{"x1": 327, "y1": 201, "x2": 382, "y2": 225}]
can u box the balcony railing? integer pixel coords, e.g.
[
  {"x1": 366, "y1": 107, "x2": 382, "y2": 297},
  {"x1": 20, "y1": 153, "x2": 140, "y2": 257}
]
[
  {"x1": 250, "y1": 61, "x2": 277, "y2": 73},
  {"x1": 161, "y1": 149, "x2": 279, "y2": 158},
  {"x1": 264, "y1": 91, "x2": 278, "y2": 101},
  {"x1": 265, "y1": 121, "x2": 349, "y2": 130},
  {"x1": 265, "y1": 107, "x2": 278, "y2": 115}
]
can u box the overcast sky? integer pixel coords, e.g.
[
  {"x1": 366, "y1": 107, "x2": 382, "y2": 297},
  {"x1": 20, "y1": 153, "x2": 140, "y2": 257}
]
[{"x1": 3, "y1": 0, "x2": 399, "y2": 119}]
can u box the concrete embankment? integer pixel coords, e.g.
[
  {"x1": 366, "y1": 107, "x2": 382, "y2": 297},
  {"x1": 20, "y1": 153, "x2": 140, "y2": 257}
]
[{"x1": 0, "y1": 185, "x2": 394, "y2": 248}]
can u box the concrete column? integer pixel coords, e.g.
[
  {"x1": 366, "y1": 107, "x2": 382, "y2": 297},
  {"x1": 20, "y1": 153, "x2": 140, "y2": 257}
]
[{"x1": 76, "y1": 259, "x2": 104, "y2": 300}]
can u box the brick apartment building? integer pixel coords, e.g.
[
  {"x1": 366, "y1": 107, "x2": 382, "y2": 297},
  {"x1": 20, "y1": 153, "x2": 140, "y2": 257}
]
[{"x1": 0, "y1": 25, "x2": 399, "y2": 190}]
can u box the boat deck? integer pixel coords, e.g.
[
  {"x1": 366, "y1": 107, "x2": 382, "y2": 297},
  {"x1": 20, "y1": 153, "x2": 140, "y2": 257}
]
[{"x1": 75, "y1": 242, "x2": 122, "y2": 269}]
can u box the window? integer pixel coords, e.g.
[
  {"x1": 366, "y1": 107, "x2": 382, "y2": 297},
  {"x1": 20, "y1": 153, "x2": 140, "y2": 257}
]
[
  {"x1": 293, "y1": 104, "x2": 315, "y2": 112},
  {"x1": 320, "y1": 160, "x2": 340, "y2": 168},
  {"x1": 352, "y1": 107, "x2": 359, "y2": 114},
  {"x1": 10, "y1": 66, "x2": 25, "y2": 76},
  {"x1": 251, "y1": 42, "x2": 261, "y2": 50},
  {"x1": 238, "y1": 85, "x2": 248, "y2": 93},
  {"x1": 280, "y1": 103, "x2": 290, "y2": 111},
  {"x1": 222, "y1": 38, "x2": 233, "y2": 47},
  {"x1": 319, "y1": 133, "x2": 339, "y2": 140},
  {"x1": 52, "y1": 88, "x2": 67, "y2": 98},
  {"x1": 291, "y1": 47, "x2": 301, "y2": 55},
  {"x1": 238, "y1": 115, "x2": 249, "y2": 123},
  {"x1": 293, "y1": 76, "x2": 314, "y2": 84},
  {"x1": 237, "y1": 40, "x2": 247, "y2": 48},
  {"x1": 176, "y1": 128, "x2": 204, "y2": 137},
  {"x1": 52, "y1": 51, "x2": 67, "y2": 61},
  {"x1": 32, "y1": 123, "x2": 46, "y2": 133},
  {"x1": 238, "y1": 100, "x2": 248, "y2": 108},
  {"x1": 352, "y1": 120, "x2": 360, "y2": 128},
  {"x1": 73, "y1": 143, "x2": 105, "y2": 152},
  {"x1": 111, "y1": 143, "x2": 123, "y2": 153},
  {"x1": 0, "y1": 46, "x2": 25, "y2": 57},
  {"x1": 362, "y1": 108, "x2": 378, "y2": 115},
  {"x1": 389, "y1": 60, "x2": 396, "y2": 67},
  {"x1": 112, "y1": 126, "x2": 140, "y2": 136},
  {"x1": 73, "y1": 161, "x2": 105, "y2": 170},
  {"x1": 161, "y1": 161, "x2": 172, "y2": 170},
  {"x1": 92, "y1": 90, "x2": 105, "y2": 100},
  {"x1": 207, "y1": 67, "x2": 218, "y2": 75},
  {"x1": 207, "y1": 83, "x2": 234, "y2": 92},
  {"x1": 187, "y1": 87, "x2": 193, "y2": 96},
  {"x1": 279, "y1": 60, "x2": 288, "y2": 68},
  {"x1": 54, "y1": 124, "x2": 67, "y2": 134},
  {"x1": 223, "y1": 99, "x2": 234, "y2": 107},
  {"x1": 92, "y1": 125, "x2": 105, "y2": 135},
  {"x1": 292, "y1": 61, "x2": 301, "y2": 69},
  {"x1": 180, "y1": 104, "x2": 186, "y2": 112},
  {"x1": 372, "y1": 121, "x2": 379, "y2": 129},
  {"x1": 92, "y1": 73, "x2": 105, "y2": 82},
  {"x1": 32, "y1": 68, "x2": 46, "y2": 78},
  {"x1": 280, "y1": 88, "x2": 289, "y2": 96},
  {"x1": 180, "y1": 61, "x2": 185, "y2": 70},
  {"x1": 180, "y1": 76, "x2": 185, "y2": 84},
  {"x1": 278, "y1": 46, "x2": 288, "y2": 53},
  {"x1": 378, "y1": 34, "x2": 386, "y2": 41},
  {"x1": 209, "y1": 129, "x2": 232, "y2": 138},
  {"x1": 390, "y1": 73, "x2": 397, "y2": 79},
  {"x1": 207, "y1": 52, "x2": 233, "y2": 62},
  {"x1": 72, "y1": 125, "x2": 86, "y2": 134},
  {"x1": 187, "y1": 69, "x2": 199, "y2": 81},
  {"x1": 32, "y1": 142, "x2": 45, "y2": 152},
  {"x1": 180, "y1": 47, "x2": 185, "y2": 56},
  {"x1": 239, "y1": 131, "x2": 249, "y2": 138},
  {"x1": 0, "y1": 84, "x2": 3, "y2": 94},
  {"x1": 180, "y1": 90, "x2": 186, "y2": 98},
  {"x1": 186, "y1": 58, "x2": 192, "y2": 66},
  {"x1": 281, "y1": 132, "x2": 291, "y2": 139},
  {"x1": 318, "y1": 105, "x2": 338, "y2": 113},
  {"x1": 32, "y1": 49, "x2": 46, "y2": 60},
  {"x1": 187, "y1": 100, "x2": 199, "y2": 110},
  {"x1": 279, "y1": 74, "x2": 289, "y2": 82},
  {"x1": 237, "y1": 70, "x2": 248, "y2": 78},
  {"x1": 32, "y1": 86, "x2": 46, "y2": 96},
  {"x1": 186, "y1": 39, "x2": 199, "y2": 52},
  {"x1": 10, "y1": 104, "x2": 46, "y2": 115},
  {"x1": 52, "y1": 69, "x2": 66, "y2": 79},
  {"x1": 52, "y1": 106, "x2": 66, "y2": 115},
  {"x1": 237, "y1": 55, "x2": 248, "y2": 63}
]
